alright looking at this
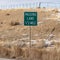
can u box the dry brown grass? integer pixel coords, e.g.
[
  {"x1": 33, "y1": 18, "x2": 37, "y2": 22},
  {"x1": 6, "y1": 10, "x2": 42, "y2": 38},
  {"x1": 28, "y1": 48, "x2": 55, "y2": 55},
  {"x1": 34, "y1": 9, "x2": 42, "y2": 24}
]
[
  {"x1": 0, "y1": 45, "x2": 24, "y2": 59},
  {"x1": 0, "y1": 43, "x2": 60, "y2": 60},
  {"x1": 0, "y1": 8, "x2": 60, "y2": 60},
  {"x1": 16, "y1": 47, "x2": 60, "y2": 60},
  {"x1": 0, "y1": 45, "x2": 11, "y2": 58}
]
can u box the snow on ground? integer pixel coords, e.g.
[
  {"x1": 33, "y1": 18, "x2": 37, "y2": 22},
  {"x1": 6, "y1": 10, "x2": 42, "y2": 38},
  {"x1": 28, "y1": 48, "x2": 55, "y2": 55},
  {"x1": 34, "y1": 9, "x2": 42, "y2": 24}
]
[{"x1": 0, "y1": 58, "x2": 15, "y2": 60}]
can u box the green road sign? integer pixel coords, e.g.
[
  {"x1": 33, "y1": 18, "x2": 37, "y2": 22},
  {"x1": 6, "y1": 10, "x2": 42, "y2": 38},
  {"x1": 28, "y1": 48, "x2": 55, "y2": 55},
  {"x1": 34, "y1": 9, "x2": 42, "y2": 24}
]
[{"x1": 24, "y1": 12, "x2": 37, "y2": 26}]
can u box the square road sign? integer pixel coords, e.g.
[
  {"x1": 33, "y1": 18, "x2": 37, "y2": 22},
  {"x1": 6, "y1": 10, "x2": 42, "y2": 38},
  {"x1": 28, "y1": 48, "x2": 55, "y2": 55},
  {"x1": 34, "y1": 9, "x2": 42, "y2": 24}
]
[{"x1": 24, "y1": 12, "x2": 37, "y2": 26}]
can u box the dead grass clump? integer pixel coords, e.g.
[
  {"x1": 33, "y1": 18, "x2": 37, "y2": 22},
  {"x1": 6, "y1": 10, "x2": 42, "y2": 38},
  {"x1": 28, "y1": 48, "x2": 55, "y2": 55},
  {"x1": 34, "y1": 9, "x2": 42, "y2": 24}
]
[
  {"x1": 0, "y1": 45, "x2": 60, "y2": 60},
  {"x1": 52, "y1": 41, "x2": 60, "y2": 47},
  {"x1": 23, "y1": 48, "x2": 43, "y2": 60},
  {"x1": 10, "y1": 45, "x2": 24, "y2": 58},
  {"x1": 21, "y1": 47, "x2": 60, "y2": 60},
  {"x1": 42, "y1": 47, "x2": 60, "y2": 60},
  {"x1": 52, "y1": 9, "x2": 59, "y2": 13},
  {"x1": 0, "y1": 46, "x2": 11, "y2": 58},
  {"x1": 10, "y1": 21, "x2": 20, "y2": 26},
  {"x1": 0, "y1": 22, "x2": 3, "y2": 24},
  {"x1": 6, "y1": 13, "x2": 10, "y2": 16},
  {"x1": 0, "y1": 44, "x2": 24, "y2": 59}
]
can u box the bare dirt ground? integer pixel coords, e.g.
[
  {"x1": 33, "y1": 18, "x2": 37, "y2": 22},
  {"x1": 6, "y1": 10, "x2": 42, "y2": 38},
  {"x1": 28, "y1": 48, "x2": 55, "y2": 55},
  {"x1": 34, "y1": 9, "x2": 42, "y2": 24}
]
[{"x1": 0, "y1": 8, "x2": 60, "y2": 60}]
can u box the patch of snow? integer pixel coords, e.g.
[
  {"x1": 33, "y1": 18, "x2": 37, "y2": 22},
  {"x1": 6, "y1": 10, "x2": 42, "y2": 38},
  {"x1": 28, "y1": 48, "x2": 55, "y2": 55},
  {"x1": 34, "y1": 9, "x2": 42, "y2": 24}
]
[
  {"x1": 38, "y1": 22, "x2": 43, "y2": 25},
  {"x1": 42, "y1": 17, "x2": 57, "y2": 20},
  {"x1": 0, "y1": 58, "x2": 15, "y2": 60},
  {"x1": 56, "y1": 13, "x2": 60, "y2": 18},
  {"x1": 34, "y1": 34, "x2": 39, "y2": 36},
  {"x1": 22, "y1": 34, "x2": 28, "y2": 36},
  {"x1": 45, "y1": 40, "x2": 52, "y2": 46},
  {"x1": 20, "y1": 37, "x2": 29, "y2": 40},
  {"x1": 43, "y1": 39, "x2": 53, "y2": 46},
  {"x1": 57, "y1": 19, "x2": 60, "y2": 21},
  {"x1": 31, "y1": 40, "x2": 37, "y2": 45}
]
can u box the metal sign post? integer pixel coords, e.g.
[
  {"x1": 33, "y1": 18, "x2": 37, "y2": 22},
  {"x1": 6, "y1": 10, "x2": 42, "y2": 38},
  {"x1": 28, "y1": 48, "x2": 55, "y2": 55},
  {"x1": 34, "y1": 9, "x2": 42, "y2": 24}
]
[{"x1": 24, "y1": 12, "x2": 37, "y2": 48}]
